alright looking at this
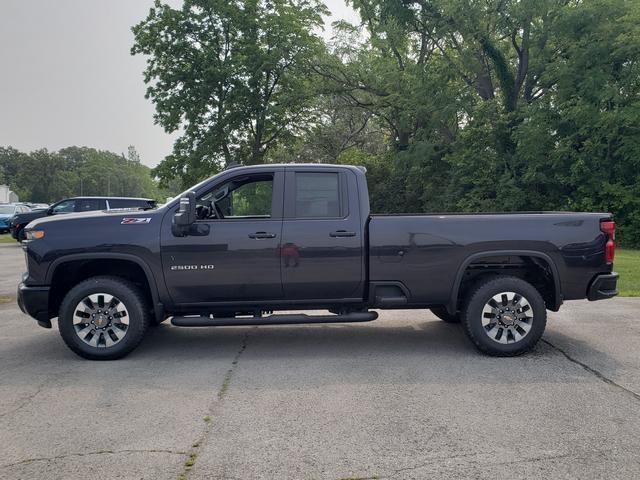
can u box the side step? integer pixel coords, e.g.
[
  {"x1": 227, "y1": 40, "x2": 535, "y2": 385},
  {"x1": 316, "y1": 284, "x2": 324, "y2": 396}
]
[{"x1": 171, "y1": 311, "x2": 378, "y2": 327}]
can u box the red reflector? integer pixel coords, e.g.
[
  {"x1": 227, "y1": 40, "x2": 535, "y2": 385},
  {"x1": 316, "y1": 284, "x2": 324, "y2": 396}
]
[
  {"x1": 601, "y1": 220, "x2": 616, "y2": 263},
  {"x1": 605, "y1": 240, "x2": 615, "y2": 263}
]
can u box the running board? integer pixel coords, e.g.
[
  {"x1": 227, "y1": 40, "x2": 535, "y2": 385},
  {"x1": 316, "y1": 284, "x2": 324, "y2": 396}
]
[{"x1": 170, "y1": 311, "x2": 378, "y2": 327}]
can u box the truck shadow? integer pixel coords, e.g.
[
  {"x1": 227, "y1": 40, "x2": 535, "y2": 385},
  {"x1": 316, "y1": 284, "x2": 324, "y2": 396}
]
[{"x1": 1, "y1": 314, "x2": 621, "y2": 391}]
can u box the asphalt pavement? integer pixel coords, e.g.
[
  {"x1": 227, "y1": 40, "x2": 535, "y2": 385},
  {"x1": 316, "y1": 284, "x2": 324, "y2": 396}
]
[{"x1": 0, "y1": 242, "x2": 639, "y2": 479}]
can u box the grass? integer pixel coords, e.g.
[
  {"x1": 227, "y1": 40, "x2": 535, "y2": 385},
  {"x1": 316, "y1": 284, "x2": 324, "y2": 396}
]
[
  {"x1": 0, "y1": 233, "x2": 16, "y2": 244},
  {"x1": 616, "y1": 249, "x2": 640, "y2": 297}
]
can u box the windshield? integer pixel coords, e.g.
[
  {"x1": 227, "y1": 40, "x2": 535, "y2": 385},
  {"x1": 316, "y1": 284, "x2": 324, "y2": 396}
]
[{"x1": 0, "y1": 205, "x2": 16, "y2": 215}]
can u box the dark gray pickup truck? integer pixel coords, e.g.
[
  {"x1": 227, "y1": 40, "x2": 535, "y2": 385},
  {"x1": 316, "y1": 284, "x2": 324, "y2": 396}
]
[{"x1": 18, "y1": 164, "x2": 618, "y2": 360}]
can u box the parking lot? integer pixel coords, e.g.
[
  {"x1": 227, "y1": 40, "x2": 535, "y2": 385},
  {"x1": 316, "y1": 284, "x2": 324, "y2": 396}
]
[{"x1": 0, "y1": 241, "x2": 639, "y2": 479}]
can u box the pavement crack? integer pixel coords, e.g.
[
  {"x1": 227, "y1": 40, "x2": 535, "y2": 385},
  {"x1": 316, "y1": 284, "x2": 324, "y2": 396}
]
[
  {"x1": 1, "y1": 449, "x2": 188, "y2": 469},
  {"x1": 542, "y1": 339, "x2": 640, "y2": 402},
  {"x1": 178, "y1": 328, "x2": 253, "y2": 480},
  {"x1": 218, "y1": 329, "x2": 251, "y2": 400},
  {"x1": 0, "y1": 381, "x2": 47, "y2": 419}
]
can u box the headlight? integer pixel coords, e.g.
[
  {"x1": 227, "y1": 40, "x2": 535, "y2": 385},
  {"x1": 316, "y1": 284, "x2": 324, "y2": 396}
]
[{"x1": 25, "y1": 230, "x2": 45, "y2": 240}]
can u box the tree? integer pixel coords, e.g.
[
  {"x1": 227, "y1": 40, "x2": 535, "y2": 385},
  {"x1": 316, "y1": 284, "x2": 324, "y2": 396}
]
[
  {"x1": 0, "y1": 146, "x2": 167, "y2": 203},
  {"x1": 132, "y1": 0, "x2": 328, "y2": 187}
]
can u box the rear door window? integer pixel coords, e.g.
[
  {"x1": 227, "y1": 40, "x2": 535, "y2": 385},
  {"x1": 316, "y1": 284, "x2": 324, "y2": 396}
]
[{"x1": 294, "y1": 172, "x2": 341, "y2": 218}]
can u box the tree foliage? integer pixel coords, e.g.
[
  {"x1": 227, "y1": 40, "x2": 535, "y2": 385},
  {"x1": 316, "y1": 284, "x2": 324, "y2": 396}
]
[
  {"x1": 134, "y1": 0, "x2": 640, "y2": 246},
  {"x1": 0, "y1": 146, "x2": 166, "y2": 203},
  {"x1": 132, "y1": 0, "x2": 328, "y2": 187}
]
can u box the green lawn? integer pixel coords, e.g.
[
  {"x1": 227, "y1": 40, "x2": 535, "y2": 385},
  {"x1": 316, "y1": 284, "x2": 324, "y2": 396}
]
[
  {"x1": 616, "y1": 249, "x2": 640, "y2": 297},
  {"x1": 0, "y1": 233, "x2": 16, "y2": 244}
]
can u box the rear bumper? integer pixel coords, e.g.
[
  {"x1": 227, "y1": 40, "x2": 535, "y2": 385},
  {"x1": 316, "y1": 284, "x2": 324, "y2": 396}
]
[
  {"x1": 17, "y1": 283, "x2": 51, "y2": 328},
  {"x1": 587, "y1": 273, "x2": 619, "y2": 301}
]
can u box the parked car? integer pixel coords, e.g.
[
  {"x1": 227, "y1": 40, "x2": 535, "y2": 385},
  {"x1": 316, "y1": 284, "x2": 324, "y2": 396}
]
[
  {"x1": 9, "y1": 196, "x2": 156, "y2": 241},
  {"x1": 17, "y1": 164, "x2": 618, "y2": 360},
  {"x1": 22, "y1": 202, "x2": 49, "y2": 210},
  {"x1": 0, "y1": 203, "x2": 31, "y2": 233}
]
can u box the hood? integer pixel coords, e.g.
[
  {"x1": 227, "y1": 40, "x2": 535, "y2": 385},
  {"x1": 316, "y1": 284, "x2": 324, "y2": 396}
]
[
  {"x1": 0, "y1": 213, "x2": 13, "y2": 219},
  {"x1": 29, "y1": 207, "x2": 164, "y2": 229}
]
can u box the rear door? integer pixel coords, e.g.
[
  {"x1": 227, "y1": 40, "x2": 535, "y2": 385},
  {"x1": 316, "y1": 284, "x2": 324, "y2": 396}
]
[{"x1": 280, "y1": 168, "x2": 364, "y2": 301}]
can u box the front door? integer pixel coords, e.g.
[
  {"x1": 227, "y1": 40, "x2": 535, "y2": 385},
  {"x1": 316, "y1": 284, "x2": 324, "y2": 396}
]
[{"x1": 161, "y1": 170, "x2": 284, "y2": 305}]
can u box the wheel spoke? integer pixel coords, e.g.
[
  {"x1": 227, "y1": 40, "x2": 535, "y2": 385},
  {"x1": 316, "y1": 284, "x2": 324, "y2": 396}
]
[
  {"x1": 481, "y1": 291, "x2": 534, "y2": 346},
  {"x1": 73, "y1": 293, "x2": 129, "y2": 349}
]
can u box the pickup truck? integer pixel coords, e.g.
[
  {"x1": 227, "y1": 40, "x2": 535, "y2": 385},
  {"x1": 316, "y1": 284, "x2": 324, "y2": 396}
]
[{"x1": 17, "y1": 164, "x2": 619, "y2": 360}]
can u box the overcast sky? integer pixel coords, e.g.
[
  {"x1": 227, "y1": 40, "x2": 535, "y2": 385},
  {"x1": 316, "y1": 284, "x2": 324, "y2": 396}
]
[{"x1": 0, "y1": 0, "x2": 359, "y2": 167}]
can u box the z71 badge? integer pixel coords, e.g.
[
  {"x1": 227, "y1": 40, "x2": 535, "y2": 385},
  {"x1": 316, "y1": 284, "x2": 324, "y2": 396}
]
[{"x1": 121, "y1": 218, "x2": 152, "y2": 225}]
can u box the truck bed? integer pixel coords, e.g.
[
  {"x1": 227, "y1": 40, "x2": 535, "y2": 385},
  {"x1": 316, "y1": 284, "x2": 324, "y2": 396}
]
[{"x1": 368, "y1": 212, "x2": 612, "y2": 307}]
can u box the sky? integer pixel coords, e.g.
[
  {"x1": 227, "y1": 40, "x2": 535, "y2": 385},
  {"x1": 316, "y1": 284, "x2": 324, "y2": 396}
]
[{"x1": 0, "y1": 0, "x2": 359, "y2": 167}]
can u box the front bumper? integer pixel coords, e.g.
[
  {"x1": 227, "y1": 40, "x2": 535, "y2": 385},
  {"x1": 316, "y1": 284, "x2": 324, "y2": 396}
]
[
  {"x1": 17, "y1": 282, "x2": 51, "y2": 328},
  {"x1": 587, "y1": 272, "x2": 619, "y2": 301}
]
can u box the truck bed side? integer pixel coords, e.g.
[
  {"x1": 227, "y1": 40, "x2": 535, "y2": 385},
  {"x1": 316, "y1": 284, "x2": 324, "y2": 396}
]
[{"x1": 368, "y1": 213, "x2": 613, "y2": 310}]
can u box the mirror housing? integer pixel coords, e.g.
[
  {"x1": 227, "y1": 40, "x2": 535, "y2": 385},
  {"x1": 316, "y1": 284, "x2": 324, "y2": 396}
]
[{"x1": 172, "y1": 192, "x2": 196, "y2": 237}]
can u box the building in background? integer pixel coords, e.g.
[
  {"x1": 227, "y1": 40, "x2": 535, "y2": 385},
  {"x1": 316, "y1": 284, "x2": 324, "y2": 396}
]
[{"x1": 0, "y1": 185, "x2": 19, "y2": 203}]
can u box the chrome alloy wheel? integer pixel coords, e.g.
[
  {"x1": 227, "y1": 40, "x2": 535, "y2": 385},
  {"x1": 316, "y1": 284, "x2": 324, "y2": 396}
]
[
  {"x1": 481, "y1": 291, "x2": 533, "y2": 345},
  {"x1": 72, "y1": 293, "x2": 129, "y2": 348}
]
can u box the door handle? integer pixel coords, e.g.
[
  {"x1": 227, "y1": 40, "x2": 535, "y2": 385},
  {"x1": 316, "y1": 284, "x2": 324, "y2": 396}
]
[
  {"x1": 330, "y1": 230, "x2": 356, "y2": 237},
  {"x1": 248, "y1": 232, "x2": 277, "y2": 239}
]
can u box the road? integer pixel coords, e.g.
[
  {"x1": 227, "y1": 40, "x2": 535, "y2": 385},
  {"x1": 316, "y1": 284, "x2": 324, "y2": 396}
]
[{"x1": 1, "y1": 242, "x2": 639, "y2": 479}]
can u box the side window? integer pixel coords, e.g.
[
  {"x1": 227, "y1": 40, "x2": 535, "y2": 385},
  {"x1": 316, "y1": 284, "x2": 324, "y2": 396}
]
[
  {"x1": 75, "y1": 199, "x2": 104, "y2": 212},
  {"x1": 52, "y1": 200, "x2": 76, "y2": 214},
  {"x1": 108, "y1": 199, "x2": 142, "y2": 209},
  {"x1": 196, "y1": 174, "x2": 273, "y2": 220},
  {"x1": 295, "y1": 172, "x2": 341, "y2": 218}
]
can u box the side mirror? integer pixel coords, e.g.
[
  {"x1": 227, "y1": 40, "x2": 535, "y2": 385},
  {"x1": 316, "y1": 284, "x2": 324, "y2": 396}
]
[
  {"x1": 46, "y1": 207, "x2": 54, "y2": 215},
  {"x1": 172, "y1": 192, "x2": 196, "y2": 237}
]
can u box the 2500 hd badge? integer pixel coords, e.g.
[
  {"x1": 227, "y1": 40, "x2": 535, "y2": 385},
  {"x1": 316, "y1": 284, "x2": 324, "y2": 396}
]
[{"x1": 170, "y1": 265, "x2": 215, "y2": 271}]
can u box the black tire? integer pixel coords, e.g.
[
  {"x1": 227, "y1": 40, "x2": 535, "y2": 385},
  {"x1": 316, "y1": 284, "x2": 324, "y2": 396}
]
[
  {"x1": 58, "y1": 276, "x2": 150, "y2": 360},
  {"x1": 17, "y1": 227, "x2": 26, "y2": 242},
  {"x1": 461, "y1": 276, "x2": 546, "y2": 356},
  {"x1": 430, "y1": 307, "x2": 461, "y2": 323}
]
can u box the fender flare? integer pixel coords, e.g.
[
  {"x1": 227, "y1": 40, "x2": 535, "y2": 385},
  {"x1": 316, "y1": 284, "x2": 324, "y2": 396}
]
[
  {"x1": 447, "y1": 250, "x2": 562, "y2": 314},
  {"x1": 46, "y1": 253, "x2": 164, "y2": 322}
]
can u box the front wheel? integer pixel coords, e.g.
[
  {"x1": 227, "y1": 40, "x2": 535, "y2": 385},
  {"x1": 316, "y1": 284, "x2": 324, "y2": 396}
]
[
  {"x1": 58, "y1": 276, "x2": 149, "y2": 360},
  {"x1": 461, "y1": 276, "x2": 546, "y2": 356}
]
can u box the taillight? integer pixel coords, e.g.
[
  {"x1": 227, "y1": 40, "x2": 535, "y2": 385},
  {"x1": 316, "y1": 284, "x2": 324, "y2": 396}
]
[{"x1": 600, "y1": 220, "x2": 615, "y2": 263}]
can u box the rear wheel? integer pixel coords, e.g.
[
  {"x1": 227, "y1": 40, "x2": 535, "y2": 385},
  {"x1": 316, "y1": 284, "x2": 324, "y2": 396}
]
[
  {"x1": 430, "y1": 307, "x2": 460, "y2": 323},
  {"x1": 58, "y1": 276, "x2": 149, "y2": 360},
  {"x1": 461, "y1": 276, "x2": 546, "y2": 356}
]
